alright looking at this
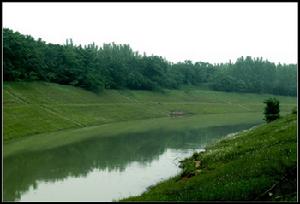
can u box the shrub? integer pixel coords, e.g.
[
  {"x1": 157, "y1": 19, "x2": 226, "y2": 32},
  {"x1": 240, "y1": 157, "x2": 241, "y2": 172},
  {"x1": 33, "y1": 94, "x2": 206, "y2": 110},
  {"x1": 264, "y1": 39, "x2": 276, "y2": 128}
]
[{"x1": 263, "y1": 98, "x2": 280, "y2": 123}]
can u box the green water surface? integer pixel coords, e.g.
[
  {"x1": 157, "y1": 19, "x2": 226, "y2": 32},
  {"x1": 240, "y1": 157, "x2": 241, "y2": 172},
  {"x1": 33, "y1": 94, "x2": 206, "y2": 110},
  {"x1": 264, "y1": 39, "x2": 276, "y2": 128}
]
[{"x1": 3, "y1": 123, "x2": 259, "y2": 201}]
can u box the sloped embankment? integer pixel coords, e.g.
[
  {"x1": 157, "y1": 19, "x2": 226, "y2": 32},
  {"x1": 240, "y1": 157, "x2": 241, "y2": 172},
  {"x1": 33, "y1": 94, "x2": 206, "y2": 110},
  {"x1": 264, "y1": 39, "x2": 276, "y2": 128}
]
[{"x1": 3, "y1": 81, "x2": 296, "y2": 141}]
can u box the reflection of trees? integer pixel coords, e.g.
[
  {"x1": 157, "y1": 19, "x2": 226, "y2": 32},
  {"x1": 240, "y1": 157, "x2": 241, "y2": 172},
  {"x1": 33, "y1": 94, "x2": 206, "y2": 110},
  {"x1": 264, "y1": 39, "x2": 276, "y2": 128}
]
[
  {"x1": 165, "y1": 125, "x2": 247, "y2": 149},
  {"x1": 3, "y1": 123, "x2": 257, "y2": 201}
]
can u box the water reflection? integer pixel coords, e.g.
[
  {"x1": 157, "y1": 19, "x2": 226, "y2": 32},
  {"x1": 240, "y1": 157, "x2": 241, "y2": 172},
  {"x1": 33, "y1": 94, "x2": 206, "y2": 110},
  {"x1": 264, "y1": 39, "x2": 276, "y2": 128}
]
[{"x1": 3, "y1": 123, "x2": 257, "y2": 201}]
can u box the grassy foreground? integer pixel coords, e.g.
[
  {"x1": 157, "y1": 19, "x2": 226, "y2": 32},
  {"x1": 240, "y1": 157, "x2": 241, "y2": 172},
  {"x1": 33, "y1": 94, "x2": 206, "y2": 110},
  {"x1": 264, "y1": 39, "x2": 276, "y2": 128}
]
[
  {"x1": 120, "y1": 113, "x2": 297, "y2": 201},
  {"x1": 3, "y1": 81, "x2": 296, "y2": 141}
]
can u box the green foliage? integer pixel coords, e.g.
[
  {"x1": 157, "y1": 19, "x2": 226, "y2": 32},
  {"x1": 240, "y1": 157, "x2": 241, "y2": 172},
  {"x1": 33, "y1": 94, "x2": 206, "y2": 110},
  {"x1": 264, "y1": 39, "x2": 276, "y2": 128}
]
[
  {"x1": 264, "y1": 98, "x2": 280, "y2": 123},
  {"x1": 291, "y1": 107, "x2": 297, "y2": 114},
  {"x1": 210, "y1": 56, "x2": 297, "y2": 96},
  {"x1": 3, "y1": 28, "x2": 297, "y2": 96}
]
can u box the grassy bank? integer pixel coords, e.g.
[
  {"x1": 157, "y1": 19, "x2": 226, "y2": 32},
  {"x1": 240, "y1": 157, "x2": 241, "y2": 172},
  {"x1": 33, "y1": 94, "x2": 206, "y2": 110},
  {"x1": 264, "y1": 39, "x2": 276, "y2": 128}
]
[
  {"x1": 121, "y1": 113, "x2": 297, "y2": 201},
  {"x1": 3, "y1": 81, "x2": 296, "y2": 141}
]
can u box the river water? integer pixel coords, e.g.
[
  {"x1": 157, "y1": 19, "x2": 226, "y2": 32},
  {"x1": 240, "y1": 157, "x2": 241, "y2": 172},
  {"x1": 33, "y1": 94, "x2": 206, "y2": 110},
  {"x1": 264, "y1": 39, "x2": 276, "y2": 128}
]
[{"x1": 3, "y1": 123, "x2": 257, "y2": 201}]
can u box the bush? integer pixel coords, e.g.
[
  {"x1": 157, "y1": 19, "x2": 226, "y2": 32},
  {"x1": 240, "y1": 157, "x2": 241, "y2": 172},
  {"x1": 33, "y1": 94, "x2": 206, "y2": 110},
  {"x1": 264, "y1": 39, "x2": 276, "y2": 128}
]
[
  {"x1": 291, "y1": 107, "x2": 297, "y2": 114},
  {"x1": 263, "y1": 98, "x2": 280, "y2": 123}
]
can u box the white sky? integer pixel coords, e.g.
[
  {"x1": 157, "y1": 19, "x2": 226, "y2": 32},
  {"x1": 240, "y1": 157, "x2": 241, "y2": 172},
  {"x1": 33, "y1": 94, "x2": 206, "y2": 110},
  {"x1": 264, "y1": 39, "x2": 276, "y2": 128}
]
[{"x1": 2, "y1": 2, "x2": 298, "y2": 64}]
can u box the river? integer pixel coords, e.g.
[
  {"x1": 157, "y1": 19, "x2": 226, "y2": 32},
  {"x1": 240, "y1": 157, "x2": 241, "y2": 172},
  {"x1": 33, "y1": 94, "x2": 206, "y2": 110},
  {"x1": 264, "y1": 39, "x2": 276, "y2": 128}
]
[{"x1": 3, "y1": 123, "x2": 258, "y2": 201}]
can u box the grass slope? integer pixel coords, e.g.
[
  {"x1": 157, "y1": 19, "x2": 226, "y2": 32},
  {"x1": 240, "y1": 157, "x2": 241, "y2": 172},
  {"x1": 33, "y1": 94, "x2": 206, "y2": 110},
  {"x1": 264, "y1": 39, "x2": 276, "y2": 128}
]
[
  {"x1": 3, "y1": 81, "x2": 296, "y2": 142},
  {"x1": 120, "y1": 113, "x2": 297, "y2": 201}
]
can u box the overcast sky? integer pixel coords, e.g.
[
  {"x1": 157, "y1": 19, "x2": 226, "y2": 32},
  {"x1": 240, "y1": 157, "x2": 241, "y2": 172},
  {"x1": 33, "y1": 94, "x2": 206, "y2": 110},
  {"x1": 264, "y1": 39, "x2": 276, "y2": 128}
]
[{"x1": 2, "y1": 2, "x2": 298, "y2": 64}]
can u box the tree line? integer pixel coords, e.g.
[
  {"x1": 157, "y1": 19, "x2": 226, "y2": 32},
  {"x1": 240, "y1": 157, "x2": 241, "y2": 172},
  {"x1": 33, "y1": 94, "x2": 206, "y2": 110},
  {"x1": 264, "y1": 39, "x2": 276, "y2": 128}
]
[{"x1": 3, "y1": 28, "x2": 297, "y2": 96}]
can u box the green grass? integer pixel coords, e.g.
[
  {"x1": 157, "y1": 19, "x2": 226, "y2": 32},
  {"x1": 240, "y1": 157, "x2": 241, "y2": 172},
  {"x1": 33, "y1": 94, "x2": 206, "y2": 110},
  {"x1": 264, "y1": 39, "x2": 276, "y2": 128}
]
[
  {"x1": 120, "y1": 113, "x2": 297, "y2": 201},
  {"x1": 3, "y1": 81, "x2": 296, "y2": 142}
]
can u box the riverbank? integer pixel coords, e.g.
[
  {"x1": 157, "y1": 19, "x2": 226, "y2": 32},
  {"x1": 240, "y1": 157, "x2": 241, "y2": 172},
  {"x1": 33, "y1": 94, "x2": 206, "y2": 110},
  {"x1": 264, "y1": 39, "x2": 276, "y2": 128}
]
[
  {"x1": 4, "y1": 81, "x2": 296, "y2": 142},
  {"x1": 120, "y1": 112, "x2": 297, "y2": 201}
]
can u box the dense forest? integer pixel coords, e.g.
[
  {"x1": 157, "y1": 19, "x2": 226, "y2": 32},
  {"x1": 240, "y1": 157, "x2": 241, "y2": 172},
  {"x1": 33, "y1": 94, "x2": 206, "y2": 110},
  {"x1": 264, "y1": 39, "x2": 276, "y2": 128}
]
[{"x1": 3, "y1": 28, "x2": 297, "y2": 96}]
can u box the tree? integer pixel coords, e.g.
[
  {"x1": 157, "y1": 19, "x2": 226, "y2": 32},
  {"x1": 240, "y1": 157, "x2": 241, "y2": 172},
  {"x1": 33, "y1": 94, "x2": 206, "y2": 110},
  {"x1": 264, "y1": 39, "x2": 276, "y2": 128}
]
[
  {"x1": 263, "y1": 98, "x2": 280, "y2": 123},
  {"x1": 3, "y1": 28, "x2": 297, "y2": 95}
]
